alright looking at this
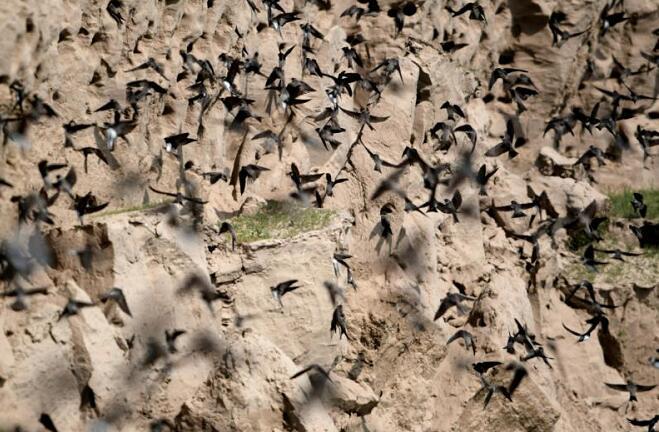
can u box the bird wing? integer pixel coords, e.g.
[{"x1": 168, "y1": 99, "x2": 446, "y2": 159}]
[
  {"x1": 562, "y1": 322, "x2": 583, "y2": 337},
  {"x1": 446, "y1": 329, "x2": 465, "y2": 344},
  {"x1": 485, "y1": 142, "x2": 508, "y2": 157},
  {"x1": 604, "y1": 383, "x2": 629, "y2": 392},
  {"x1": 114, "y1": 290, "x2": 132, "y2": 316},
  {"x1": 635, "y1": 384, "x2": 657, "y2": 392},
  {"x1": 148, "y1": 186, "x2": 177, "y2": 198},
  {"x1": 627, "y1": 418, "x2": 652, "y2": 426},
  {"x1": 433, "y1": 298, "x2": 452, "y2": 320},
  {"x1": 369, "y1": 114, "x2": 390, "y2": 123},
  {"x1": 507, "y1": 364, "x2": 528, "y2": 397},
  {"x1": 339, "y1": 106, "x2": 361, "y2": 120}
]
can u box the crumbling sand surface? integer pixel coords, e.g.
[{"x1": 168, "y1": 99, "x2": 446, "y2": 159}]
[{"x1": 0, "y1": 0, "x2": 657, "y2": 431}]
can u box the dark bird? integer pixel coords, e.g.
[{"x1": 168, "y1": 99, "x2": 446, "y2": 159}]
[
  {"x1": 493, "y1": 200, "x2": 535, "y2": 218},
  {"x1": 544, "y1": 115, "x2": 575, "y2": 149},
  {"x1": 340, "y1": 106, "x2": 389, "y2": 134},
  {"x1": 476, "y1": 164, "x2": 498, "y2": 196},
  {"x1": 548, "y1": 11, "x2": 589, "y2": 47},
  {"x1": 488, "y1": 67, "x2": 527, "y2": 91},
  {"x1": 73, "y1": 192, "x2": 109, "y2": 223},
  {"x1": 325, "y1": 173, "x2": 348, "y2": 197},
  {"x1": 572, "y1": 103, "x2": 600, "y2": 134},
  {"x1": 371, "y1": 58, "x2": 404, "y2": 84},
  {"x1": 238, "y1": 164, "x2": 270, "y2": 195},
  {"x1": 331, "y1": 304, "x2": 350, "y2": 340},
  {"x1": 592, "y1": 247, "x2": 642, "y2": 262},
  {"x1": 433, "y1": 281, "x2": 476, "y2": 320},
  {"x1": 341, "y1": 46, "x2": 364, "y2": 69},
  {"x1": 100, "y1": 287, "x2": 132, "y2": 317},
  {"x1": 271, "y1": 279, "x2": 302, "y2": 307},
  {"x1": 604, "y1": 380, "x2": 656, "y2": 402},
  {"x1": 472, "y1": 361, "x2": 502, "y2": 375},
  {"x1": 164, "y1": 133, "x2": 196, "y2": 153},
  {"x1": 631, "y1": 192, "x2": 647, "y2": 218},
  {"x1": 106, "y1": 0, "x2": 124, "y2": 26},
  {"x1": 478, "y1": 374, "x2": 510, "y2": 408},
  {"x1": 447, "y1": 329, "x2": 476, "y2": 355},
  {"x1": 485, "y1": 119, "x2": 527, "y2": 159},
  {"x1": 446, "y1": 2, "x2": 486, "y2": 23},
  {"x1": 0, "y1": 285, "x2": 48, "y2": 311},
  {"x1": 521, "y1": 345, "x2": 553, "y2": 368},
  {"x1": 362, "y1": 144, "x2": 401, "y2": 173},
  {"x1": 441, "y1": 101, "x2": 466, "y2": 121},
  {"x1": 504, "y1": 332, "x2": 517, "y2": 354},
  {"x1": 178, "y1": 273, "x2": 232, "y2": 313},
  {"x1": 218, "y1": 221, "x2": 237, "y2": 251},
  {"x1": 202, "y1": 171, "x2": 228, "y2": 185},
  {"x1": 76, "y1": 147, "x2": 109, "y2": 174},
  {"x1": 289, "y1": 163, "x2": 324, "y2": 191},
  {"x1": 635, "y1": 125, "x2": 659, "y2": 159},
  {"x1": 316, "y1": 123, "x2": 345, "y2": 150},
  {"x1": 562, "y1": 314, "x2": 609, "y2": 342},
  {"x1": 582, "y1": 244, "x2": 608, "y2": 271},
  {"x1": 574, "y1": 145, "x2": 607, "y2": 168},
  {"x1": 38, "y1": 160, "x2": 67, "y2": 187},
  {"x1": 627, "y1": 415, "x2": 659, "y2": 432},
  {"x1": 148, "y1": 186, "x2": 208, "y2": 205},
  {"x1": 58, "y1": 298, "x2": 95, "y2": 320},
  {"x1": 126, "y1": 57, "x2": 168, "y2": 80},
  {"x1": 455, "y1": 124, "x2": 478, "y2": 153},
  {"x1": 599, "y1": 1, "x2": 629, "y2": 36},
  {"x1": 270, "y1": 11, "x2": 301, "y2": 35},
  {"x1": 437, "y1": 189, "x2": 463, "y2": 223},
  {"x1": 565, "y1": 280, "x2": 597, "y2": 304},
  {"x1": 505, "y1": 361, "x2": 528, "y2": 399},
  {"x1": 387, "y1": 2, "x2": 417, "y2": 37},
  {"x1": 303, "y1": 57, "x2": 324, "y2": 77}
]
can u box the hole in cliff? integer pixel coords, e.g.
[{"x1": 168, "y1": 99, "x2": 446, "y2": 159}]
[
  {"x1": 507, "y1": 0, "x2": 548, "y2": 36},
  {"x1": 58, "y1": 29, "x2": 72, "y2": 42},
  {"x1": 482, "y1": 93, "x2": 494, "y2": 103},
  {"x1": 598, "y1": 329, "x2": 624, "y2": 370},
  {"x1": 46, "y1": 224, "x2": 115, "y2": 304},
  {"x1": 78, "y1": 27, "x2": 89, "y2": 36},
  {"x1": 53, "y1": 91, "x2": 61, "y2": 101},
  {"x1": 162, "y1": 104, "x2": 175, "y2": 116},
  {"x1": 26, "y1": 17, "x2": 35, "y2": 33},
  {"x1": 415, "y1": 66, "x2": 432, "y2": 104},
  {"x1": 498, "y1": 49, "x2": 515, "y2": 65},
  {"x1": 91, "y1": 33, "x2": 107, "y2": 45}
]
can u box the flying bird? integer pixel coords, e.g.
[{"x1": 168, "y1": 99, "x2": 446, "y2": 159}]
[
  {"x1": 447, "y1": 329, "x2": 476, "y2": 355},
  {"x1": 270, "y1": 279, "x2": 302, "y2": 308},
  {"x1": 100, "y1": 287, "x2": 132, "y2": 317}
]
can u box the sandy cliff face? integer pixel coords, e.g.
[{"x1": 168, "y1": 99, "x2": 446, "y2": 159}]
[{"x1": 0, "y1": 0, "x2": 657, "y2": 431}]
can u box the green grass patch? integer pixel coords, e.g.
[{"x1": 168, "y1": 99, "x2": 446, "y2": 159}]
[
  {"x1": 92, "y1": 200, "x2": 170, "y2": 218},
  {"x1": 607, "y1": 189, "x2": 659, "y2": 220},
  {"x1": 225, "y1": 200, "x2": 335, "y2": 243}
]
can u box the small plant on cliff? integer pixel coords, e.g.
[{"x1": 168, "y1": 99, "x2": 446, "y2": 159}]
[{"x1": 225, "y1": 200, "x2": 335, "y2": 243}]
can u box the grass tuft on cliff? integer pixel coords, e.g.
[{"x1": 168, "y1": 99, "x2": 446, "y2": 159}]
[
  {"x1": 607, "y1": 189, "x2": 659, "y2": 220},
  {"x1": 226, "y1": 200, "x2": 335, "y2": 243}
]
